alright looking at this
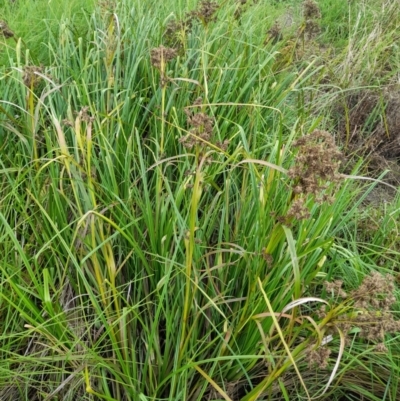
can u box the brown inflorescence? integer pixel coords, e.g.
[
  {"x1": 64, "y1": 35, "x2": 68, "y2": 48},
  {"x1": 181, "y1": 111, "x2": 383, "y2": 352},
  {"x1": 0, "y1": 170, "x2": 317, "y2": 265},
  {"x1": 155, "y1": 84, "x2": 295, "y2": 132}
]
[
  {"x1": 234, "y1": 0, "x2": 249, "y2": 20},
  {"x1": 303, "y1": 0, "x2": 321, "y2": 19},
  {"x1": 352, "y1": 272, "x2": 396, "y2": 312},
  {"x1": 302, "y1": 0, "x2": 322, "y2": 38},
  {"x1": 324, "y1": 272, "x2": 400, "y2": 350},
  {"x1": 23, "y1": 65, "x2": 45, "y2": 88},
  {"x1": 163, "y1": 0, "x2": 219, "y2": 50},
  {"x1": 347, "y1": 273, "x2": 400, "y2": 343},
  {"x1": 193, "y1": 0, "x2": 219, "y2": 25},
  {"x1": 150, "y1": 45, "x2": 178, "y2": 87},
  {"x1": 150, "y1": 45, "x2": 178, "y2": 70},
  {"x1": 265, "y1": 21, "x2": 283, "y2": 45},
  {"x1": 0, "y1": 20, "x2": 14, "y2": 39},
  {"x1": 261, "y1": 248, "x2": 274, "y2": 268},
  {"x1": 163, "y1": 17, "x2": 194, "y2": 52},
  {"x1": 180, "y1": 97, "x2": 215, "y2": 150},
  {"x1": 286, "y1": 129, "x2": 342, "y2": 221},
  {"x1": 324, "y1": 279, "x2": 348, "y2": 299},
  {"x1": 288, "y1": 130, "x2": 343, "y2": 197},
  {"x1": 287, "y1": 198, "x2": 311, "y2": 220},
  {"x1": 98, "y1": 0, "x2": 116, "y2": 13},
  {"x1": 215, "y1": 139, "x2": 230, "y2": 151},
  {"x1": 76, "y1": 106, "x2": 95, "y2": 124},
  {"x1": 304, "y1": 19, "x2": 321, "y2": 37},
  {"x1": 306, "y1": 343, "x2": 331, "y2": 369}
]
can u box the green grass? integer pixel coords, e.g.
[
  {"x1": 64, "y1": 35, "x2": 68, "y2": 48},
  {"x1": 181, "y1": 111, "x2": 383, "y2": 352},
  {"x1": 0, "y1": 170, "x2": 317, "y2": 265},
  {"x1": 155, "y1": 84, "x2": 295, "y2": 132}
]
[{"x1": 0, "y1": 0, "x2": 399, "y2": 400}]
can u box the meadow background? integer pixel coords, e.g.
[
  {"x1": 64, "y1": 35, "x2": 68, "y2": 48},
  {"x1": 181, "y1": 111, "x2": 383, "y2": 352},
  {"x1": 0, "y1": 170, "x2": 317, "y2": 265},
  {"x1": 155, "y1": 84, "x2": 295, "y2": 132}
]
[{"x1": 0, "y1": 0, "x2": 399, "y2": 400}]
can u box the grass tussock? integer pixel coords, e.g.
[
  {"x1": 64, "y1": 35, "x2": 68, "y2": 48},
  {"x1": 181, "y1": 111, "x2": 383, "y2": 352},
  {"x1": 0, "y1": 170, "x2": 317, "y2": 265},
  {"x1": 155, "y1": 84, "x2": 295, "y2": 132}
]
[{"x1": 0, "y1": 0, "x2": 399, "y2": 400}]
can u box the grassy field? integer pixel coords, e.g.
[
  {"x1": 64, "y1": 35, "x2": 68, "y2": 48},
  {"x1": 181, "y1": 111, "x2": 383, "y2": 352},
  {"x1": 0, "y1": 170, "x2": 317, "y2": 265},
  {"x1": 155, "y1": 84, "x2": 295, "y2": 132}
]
[{"x1": 0, "y1": 0, "x2": 399, "y2": 400}]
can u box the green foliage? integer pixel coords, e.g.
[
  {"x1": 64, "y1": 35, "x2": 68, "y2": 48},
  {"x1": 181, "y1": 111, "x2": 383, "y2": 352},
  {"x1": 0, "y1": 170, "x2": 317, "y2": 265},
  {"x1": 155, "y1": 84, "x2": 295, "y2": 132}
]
[{"x1": 0, "y1": 0, "x2": 399, "y2": 400}]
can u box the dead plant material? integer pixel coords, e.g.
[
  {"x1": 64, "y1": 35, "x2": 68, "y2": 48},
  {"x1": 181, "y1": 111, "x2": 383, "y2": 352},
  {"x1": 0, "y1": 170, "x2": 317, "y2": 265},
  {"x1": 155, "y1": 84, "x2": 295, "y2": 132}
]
[
  {"x1": 337, "y1": 87, "x2": 400, "y2": 186},
  {"x1": 206, "y1": 380, "x2": 240, "y2": 400}
]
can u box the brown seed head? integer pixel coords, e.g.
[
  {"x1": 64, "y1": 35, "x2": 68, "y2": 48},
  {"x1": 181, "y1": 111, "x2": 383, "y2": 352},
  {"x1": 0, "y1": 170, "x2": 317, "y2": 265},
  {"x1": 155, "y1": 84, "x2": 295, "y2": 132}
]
[
  {"x1": 181, "y1": 99, "x2": 216, "y2": 150},
  {"x1": 23, "y1": 65, "x2": 44, "y2": 88},
  {"x1": 303, "y1": 0, "x2": 321, "y2": 19},
  {"x1": 194, "y1": 0, "x2": 219, "y2": 24},
  {"x1": 163, "y1": 18, "x2": 193, "y2": 51},
  {"x1": 0, "y1": 20, "x2": 14, "y2": 39},
  {"x1": 287, "y1": 197, "x2": 311, "y2": 220},
  {"x1": 265, "y1": 21, "x2": 283, "y2": 45},
  {"x1": 150, "y1": 45, "x2": 177, "y2": 70},
  {"x1": 306, "y1": 343, "x2": 331, "y2": 369},
  {"x1": 288, "y1": 130, "x2": 343, "y2": 198},
  {"x1": 324, "y1": 279, "x2": 347, "y2": 298},
  {"x1": 325, "y1": 272, "x2": 400, "y2": 346}
]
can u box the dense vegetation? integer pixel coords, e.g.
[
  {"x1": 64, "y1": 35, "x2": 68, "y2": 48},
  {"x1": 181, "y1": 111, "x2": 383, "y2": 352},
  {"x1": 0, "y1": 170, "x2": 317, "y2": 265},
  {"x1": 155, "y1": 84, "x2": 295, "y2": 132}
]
[{"x1": 0, "y1": 0, "x2": 399, "y2": 400}]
